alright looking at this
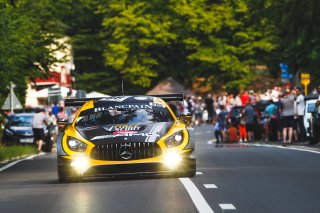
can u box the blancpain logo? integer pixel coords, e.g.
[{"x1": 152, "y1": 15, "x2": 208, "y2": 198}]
[
  {"x1": 94, "y1": 105, "x2": 152, "y2": 112},
  {"x1": 91, "y1": 133, "x2": 160, "y2": 141}
]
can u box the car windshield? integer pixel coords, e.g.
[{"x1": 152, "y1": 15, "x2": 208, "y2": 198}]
[
  {"x1": 9, "y1": 115, "x2": 33, "y2": 127},
  {"x1": 75, "y1": 108, "x2": 174, "y2": 128}
]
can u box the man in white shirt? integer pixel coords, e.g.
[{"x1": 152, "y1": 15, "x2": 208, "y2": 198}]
[
  {"x1": 294, "y1": 87, "x2": 306, "y2": 141},
  {"x1": 32, "y1": 108, "x2": 48, "y2": 153}
]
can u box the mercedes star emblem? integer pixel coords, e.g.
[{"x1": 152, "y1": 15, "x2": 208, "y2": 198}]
[{"x1": 119, "y1": 143, "x2": 133, "y2": 160}]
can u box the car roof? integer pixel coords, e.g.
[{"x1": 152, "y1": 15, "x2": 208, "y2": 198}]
[
  {"x1": 11, "y1": 113, "x2": 35, "y2": 117},
  {"x1": 305, "y1": 94, "x2": 319, "y2": 101}
]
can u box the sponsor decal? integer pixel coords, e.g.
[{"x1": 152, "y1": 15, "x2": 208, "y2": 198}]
[
  {"x1": 145, "y1": 123, "x2": 166, "y2": 142},
  {"x1": 94, "y1": 104, "x2": 153, "y2": 112},
  {"x1": 114, "y1": 131, "x2": 138, "y2": 135},
  {"x1": 98, "y1": 97, "x2": 130, "y2": 102},
  {"x1": 91, "y1": 133, "x2": 160, "y2": 141},
  {"x1": 150, "y1": 102, "x2": 166, "y2": 108},
  {"x1": 108, "y1": 124, "x2": 142, "y2": 131},
  {"x1": 134, "y1": 97, "x2": 148, "y2": 100}
]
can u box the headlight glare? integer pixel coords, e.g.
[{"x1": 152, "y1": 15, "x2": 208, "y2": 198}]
[
  {"x1": 67, "y1": 137, "x2": 87, "y2": 152},
  {"x1": 165, "y1": 131, "x2": 184, "y2": 148},
  {"x1": 163, "y1": 151, "x2": 182, "y2": 169},
  {"x1": 71, "y1": 154, "x2": 89, "y2": 174}
]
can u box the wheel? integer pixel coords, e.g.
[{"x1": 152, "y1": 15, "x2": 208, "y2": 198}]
[
  {"x1": 57, "y1": 166, "x2": 83, "y2": 183},
  {"x1": 185, "y1": 169, "x2": 196, "y2": 177},
  {"x1": 180, "y1": 159, "x2": 196, "y2": 177}
]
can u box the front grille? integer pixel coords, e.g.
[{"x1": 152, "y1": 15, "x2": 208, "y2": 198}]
[{"x1": 90, "y1": 142, "x2": 162, "y2": 161}]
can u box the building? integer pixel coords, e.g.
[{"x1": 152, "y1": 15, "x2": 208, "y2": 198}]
[{"x1": 25, "y1": 38, "x2": 75, "y2": 107}]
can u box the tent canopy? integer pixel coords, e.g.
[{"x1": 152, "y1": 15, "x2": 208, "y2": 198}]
[
  {"x1": 146, "y1": 77, "x2": 193, "y2": 95},
  {"x1": 86, "y1": 91, "x2": 110, "y2": 98}
]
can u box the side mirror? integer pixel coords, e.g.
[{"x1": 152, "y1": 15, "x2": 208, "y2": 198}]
[
  {"x1": 57, "y1": 118, "x2": 68, "y2": 126},
  {"x1": 180, "y1": 112, "x2": 192, "y2": 126}
]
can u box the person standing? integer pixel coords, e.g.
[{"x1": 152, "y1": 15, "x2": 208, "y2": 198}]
[
  {"x1": 216, "y1": 106, "x2": 228, "y2": 144},
  {"x1": 47, "y1": 111, "x2": 58, "y2": 145},
  {"x1": 57, "y1": 107, "x2": 68, "y2": 119},
  {"x1": 243, "y1": 102, "x2": 257, "y2": 142},
  {"x1": 266, "y1": 101, "x2": 279, "y2": 141},
  {"x1": 32, "y1": 108, "x2": 48, "y2": 153},
  {"x1": 316, "y1": 86, "x2": 320, "y2": 128},
  {"x1": 51, "y1": 102, "x2": 60, "y2": 118},
  {"x1": 241, "y1": 91, "x2": 249, "y2": 106},
  {"x1": 294, "y1": 86, "x2": 306, "y2": 141},
  {"x1": 205, "y1": 94, "x2": 214, "y2": 124},
  {"x1": 280, "y1": 88, "x2": 295, "y2": 146},
  {"x1": 238, "y1": 108, "x2": 247, "y2": 142}
]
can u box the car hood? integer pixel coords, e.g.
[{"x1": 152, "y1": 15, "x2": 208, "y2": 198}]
[{"x1": 76, "y1": 122, "x2": 174, "y2": 145}]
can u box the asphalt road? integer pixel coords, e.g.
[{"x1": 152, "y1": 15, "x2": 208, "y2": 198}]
[{"x1": 1, "y1": 125, "x2": 320, "y2": 213}]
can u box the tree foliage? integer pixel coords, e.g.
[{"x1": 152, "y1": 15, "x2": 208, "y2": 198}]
[
  {"x1": 1, "y1": 0, "x2": 320, "y2": 100},
  {"x1": 98, "y1": 0, "x2": 276, "y2": 91},
  {"x1": 0, "y1": 0, "x2": 65, "y2": 104}
]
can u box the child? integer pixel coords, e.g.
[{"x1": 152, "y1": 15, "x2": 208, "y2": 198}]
[{"x1": 226, "y1": 124, "x2": 239, "y2": 143}]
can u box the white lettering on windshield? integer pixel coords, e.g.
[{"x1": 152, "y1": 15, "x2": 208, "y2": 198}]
[
  {"x1": 94, "y1": 104, "x2": 153, "y2": 112},
  {"x1": 91, "y1": 133, "x2": 160, "y2": 141}
]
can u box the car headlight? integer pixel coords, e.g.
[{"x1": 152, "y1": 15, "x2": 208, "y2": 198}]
[
  {"x1": 67, "y1": 137, "x2": 87, "y2": 152},
  {"x1": 165, "y1": 131, "x2": 184, "y2": 148},
  {"x1": 5, "y1": 128, "x2": 14, "y2": 135}
]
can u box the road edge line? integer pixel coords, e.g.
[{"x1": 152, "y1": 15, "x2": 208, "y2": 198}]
[
  {"x1": 0, "y1": 153, "x2": 44, "y2": 172},
  {"x1": 179, "y1": 178, "x2": 214, "y2": 213}
]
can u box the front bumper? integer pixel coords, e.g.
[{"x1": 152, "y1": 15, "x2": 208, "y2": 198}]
[
  {"x1": 57, "y1": 149, "x2": 195, "y2": 178},
  {"x1": 2, "y1": 133, "x2": 34, "y2": 144}
]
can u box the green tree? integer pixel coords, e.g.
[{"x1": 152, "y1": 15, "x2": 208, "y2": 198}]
[
  {"x1": 0, "y1": 0, "x2": 66, "y2": 104},
  {"x1": 50, "y1": 0, "x2": 121, "y2": 95},
  {"x1": 98, "y1": 0, "x2": 276, "y2": 91}
]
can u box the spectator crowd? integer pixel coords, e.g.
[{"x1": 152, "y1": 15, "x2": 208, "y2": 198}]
[{"x1": 181, "y1": 85, "x2": 320, "y2": 146}]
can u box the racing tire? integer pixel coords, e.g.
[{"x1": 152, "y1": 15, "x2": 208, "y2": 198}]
[
  {"x1": 57, "y1": 166, "x2": 83, "y2": 183},
  {"x1": 180, "y1": 159, "x2": 196, "y2": 178}
]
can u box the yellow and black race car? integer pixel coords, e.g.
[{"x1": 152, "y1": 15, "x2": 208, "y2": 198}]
[{"x1": 56, "y1": 94, "x2": 196, "y2": 182}]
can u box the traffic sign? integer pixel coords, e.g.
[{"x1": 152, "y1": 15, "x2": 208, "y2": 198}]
[{"x1": 300, "y1": 73, "x2": 310, "y2": 95}]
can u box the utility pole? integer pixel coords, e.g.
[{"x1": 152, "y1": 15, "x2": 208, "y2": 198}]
[{"x1": 10, "y1": 82, "x2": 16, "y2": 114}]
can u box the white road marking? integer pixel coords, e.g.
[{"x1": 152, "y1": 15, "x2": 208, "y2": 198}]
[
  {"x1": 206, "y1": 130, "x2": 212, "y2": 134},
  {"x1": 0, "y1": 153, "x2": 44, "y2": 172},
  {"x1": 195, "y1": 132, "x2": 202, "y2": 136},
  {"x1": 219, "y1": 204, "x2": 236, "y2": 210},
  {"x1": 204, "y1": 184, "x2": 217, "y2": 189},
  {"x1": 196, "y1": 172, "x2": 203, "y2": 175},
  {"x1": 240, "y1": 142, "x2": 320, "y2": 155},
  {"x1": 179, "y1": 178, "x2": 214, "y2": 213},
  {"x1": 207, "y1": 139, "x2": 216, "y2": 145}
]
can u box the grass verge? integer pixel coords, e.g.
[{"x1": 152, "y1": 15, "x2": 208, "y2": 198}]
[{"x1": 0, "y1": 145, "x2": 37, "y2": 162}]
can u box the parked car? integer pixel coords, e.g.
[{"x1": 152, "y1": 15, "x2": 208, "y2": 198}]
[
  {"x1": 2, "y1": 113, "x2": 52, "y2": 150},
  {"x1": 304, "y1": 94, "x2": 320, "y2": 144}
]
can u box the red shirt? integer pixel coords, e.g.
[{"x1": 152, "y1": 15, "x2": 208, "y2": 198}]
[{"x1": 241, "y1": 94, "x2": 249, "y2": 106}]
